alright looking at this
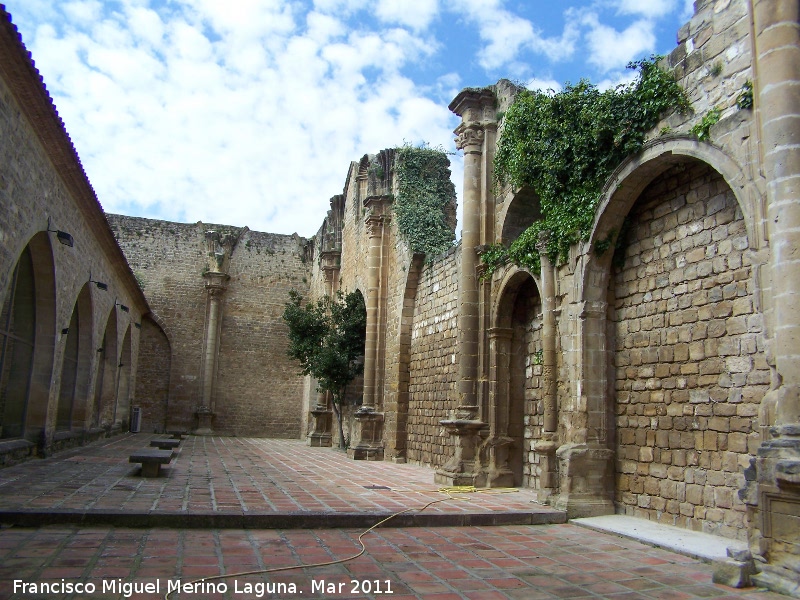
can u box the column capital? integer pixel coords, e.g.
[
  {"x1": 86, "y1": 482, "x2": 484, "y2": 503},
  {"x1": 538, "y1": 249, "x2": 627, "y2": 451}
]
[
  {"x1": 536, "y1": 229, "x2": 552, "y2": 255},
  {"x1": 365, "y1": 214, "x2": 390, "y2": 238},
  {"x1": 488, "y1": 327, "x2": 513, "y2": 341},
  {"x1": 449, "y1": 87, "x2": 496, "y2": 121},
  {"x1": 454, "y1": 122, "x2": 486, "y2": 153},
  {"x1": 203, "y1": 271, "x2": 229, "y2": 294}
]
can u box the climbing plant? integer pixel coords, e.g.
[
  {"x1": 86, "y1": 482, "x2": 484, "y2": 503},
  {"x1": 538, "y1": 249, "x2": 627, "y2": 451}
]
[
  {"x1": 485, "y1": 55, "x2": 689, "y2": 276},
  {"x1": 393, "y1": 144, "x2": 456, "y2": 263}
]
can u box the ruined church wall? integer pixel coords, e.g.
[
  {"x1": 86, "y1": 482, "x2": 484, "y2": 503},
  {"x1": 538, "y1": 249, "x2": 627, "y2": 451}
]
[
  {"x1": 0, "y1": 53, "x2": 146, "y2": 457},
  {"x1": 215, "y1": 231, "x2": 308, "y2": 436},
  {"x1": 611, "y1": 161, "x2": 766, "y2": 540},
  {"x1": 107, "y1": 215, "x2": 308, "y2": 437},
  {"x1": 406, "y1": 245, "x2": 460, "y2": 467}
]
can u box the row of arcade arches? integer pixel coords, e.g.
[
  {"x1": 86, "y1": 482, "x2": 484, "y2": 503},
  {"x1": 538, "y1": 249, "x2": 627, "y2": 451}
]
[{"x1": 0, "y1": 232, "x2": 138, "y2": 444}]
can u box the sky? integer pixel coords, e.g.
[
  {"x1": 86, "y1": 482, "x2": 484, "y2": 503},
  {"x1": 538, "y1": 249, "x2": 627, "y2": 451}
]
[{"x1": 4, "y1": 0, "x2": 695, "y2": 238}]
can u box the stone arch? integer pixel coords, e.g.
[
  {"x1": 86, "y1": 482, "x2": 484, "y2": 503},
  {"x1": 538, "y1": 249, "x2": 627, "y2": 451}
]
[
  {"x1": 584, "y1": 137, "x2": 761, "y2": 304},
  {"x1": 115, "y1": 325, "x2": 133, "y2": 429},
  {"x1": 575, "y1": 137, "x2": 761, "y2": 444},
  {"x1": 573, "y1": 137, "x2": 765, "y2": 533},
  {"x1": 488, "y1": 266, "x2": 543, "y2": 487},
  {"x1": 0, "y1": 232, "x2": 56, "y2": 442},
  {"x1": 55, "y1": 283, "x2": 93, "y2": 431},
  {"x1": 93, "y1": 307, "x2": 118, "y2": 427},
  {"x1": 497, "y1": 186, "x2": 542, "y2": 246},
  {"x1": 386, "y1": 253, "x2": 425, "y2": 461}
]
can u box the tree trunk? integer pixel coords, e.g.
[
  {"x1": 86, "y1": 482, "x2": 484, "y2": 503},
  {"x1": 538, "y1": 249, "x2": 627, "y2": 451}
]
[{"x1": 332, "y1": 400, "x2": 346, "y2": 449}]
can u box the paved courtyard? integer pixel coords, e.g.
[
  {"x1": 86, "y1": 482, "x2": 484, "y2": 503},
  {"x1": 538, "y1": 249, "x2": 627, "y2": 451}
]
[{"x1": 0, "y1": 435, "x2": 787, "y2": 599}]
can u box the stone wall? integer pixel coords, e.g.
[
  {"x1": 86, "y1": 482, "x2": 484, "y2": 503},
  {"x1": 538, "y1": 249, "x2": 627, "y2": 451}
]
[
  {"x1": 0, "y1": 8, "x2": 148, "y2": 460},
  {"x1": 407, "y1": 245, "x2": 460, "y2": 467},
  {"x1": 107, "y1": 215, "x2": 308, "y2": 438},
  {"x1": 134, "y1": 317, "x2": 171, "y2": 433},
  {"x1": 611, "y1": 161, "x2": 766, "y2": 540}
]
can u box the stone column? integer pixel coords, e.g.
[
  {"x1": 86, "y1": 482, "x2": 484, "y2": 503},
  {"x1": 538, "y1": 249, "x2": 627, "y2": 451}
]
[
  {"x1": 196, "y1": 272, "x2": 227, "y2": 434},
  {"x1": 486, "y1": 327, "x2": 514, "y2": 487},
  {"x1": 351, "y1": 197, "x2": 389, "y2": 460},
  {"x1": 436, "y1": 87, "x2": 495, "y2": 486},
  {"x1": 538, "y1": 233, "x2": 558, "y2": 434},
  {"x1": 554, "y1": 300, "x2": 614, "y2": 517},
  {"x1": 535, "y1": 233, "x2": 559, "y2": 501},
  {"x1": 745, "y1": 2, "x2": 800, "y2": 593},
  {"x1": 194, "y1": 229, "x2": 239, "y2": 435},
  {"x1": 307, "y1": 251, "x2": 340, "y2": 447}
]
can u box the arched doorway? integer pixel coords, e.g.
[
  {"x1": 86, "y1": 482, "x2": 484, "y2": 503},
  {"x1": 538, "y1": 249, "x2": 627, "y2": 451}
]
[
  {"x1": 490, "y1": 269, "x2": 542, "y2": 487},
  {"x1": 56, "y1": 284, "x2": 92, "y2": 432},
  {"x1": 0, "y1": 233, "x2": 56, "y2": 441},
  {"x1": 606, "y1": 158, "x2": 764, "y2": 539},
  {"x1": 115, "y1": 326, "x2": 132, "y2": 429},
  {"x1": 93, "y1": 308, "x2": 118, "y2": 427}
]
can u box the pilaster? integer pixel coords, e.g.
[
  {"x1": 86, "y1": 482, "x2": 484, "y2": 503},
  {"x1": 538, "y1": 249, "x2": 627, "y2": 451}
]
[
  {"x1": 351, "y1": 195, "x2": 391, "y2": 460},
  {"x1": 437, "y1": 87, "x2": 496, "y2": 485},
  {"x1": 747, "y1": 1, "x2": 800, "y2": 593}
]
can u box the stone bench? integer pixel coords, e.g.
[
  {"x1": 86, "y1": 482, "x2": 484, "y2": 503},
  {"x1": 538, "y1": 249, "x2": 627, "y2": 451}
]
[
  {"x1": 129, "y1": 449, "x2": 175, "y2": 477},
  {"x1": 167, "y1": 430, "x2": 188, "y2": 440},
  {"x1": 150, "y1": 438, "x2": 181, "y2": 450}
]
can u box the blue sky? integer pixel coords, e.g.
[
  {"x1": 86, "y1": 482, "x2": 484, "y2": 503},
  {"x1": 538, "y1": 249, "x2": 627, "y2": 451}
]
[{"x1": 4, "y1": 0, "x2": 694, "y2": 237}]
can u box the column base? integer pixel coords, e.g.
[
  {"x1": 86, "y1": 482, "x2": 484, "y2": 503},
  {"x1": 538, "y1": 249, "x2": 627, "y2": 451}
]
[
  {"x1": 553, "y1": 443, "x2": 614, "y2": 518},
  {"x1": 485, "y1": 435, "x2": 515, "y2": 488},
  {"x1": 532, "y1": 437, "x2": 559, "y2": 503},
  {"x1": 435, "y1": 419, "x2": 485, "y2": 487},
  {"x1": 194, "y1": 408, "x2": 214, "y2": 436},
  {"x1": 307, "y1": 433, "x2": 332, "y2": 447},
  {"x1": 307, "y1": 407, "x2": 333, "y2": 447},
  {"x1": 745, "y1": 423, "x2": 800, "y2": 598},
  {"x1": 349, "y1": 406, "x2": 384, "y2": 461}
]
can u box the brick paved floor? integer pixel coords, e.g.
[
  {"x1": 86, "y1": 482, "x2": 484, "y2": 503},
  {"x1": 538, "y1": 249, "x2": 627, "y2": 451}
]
[
  {"x1": 0, "y1": 435, "x2": 785, "y2": 599},
  {"x1": 0, "y1": 435, "x2": 558, "y2": 521},
  {"x1": 0, "y1": 523, "x2": 785, "y2": 600}
]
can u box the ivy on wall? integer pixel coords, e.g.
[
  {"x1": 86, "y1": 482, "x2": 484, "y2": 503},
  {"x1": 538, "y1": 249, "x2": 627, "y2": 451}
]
[
  {"x1": 484, "y1": 56, "x2": 689, "y2": 276},
  {"x1": 394, "y1": 145, "x2": 457, "y2": 262}
]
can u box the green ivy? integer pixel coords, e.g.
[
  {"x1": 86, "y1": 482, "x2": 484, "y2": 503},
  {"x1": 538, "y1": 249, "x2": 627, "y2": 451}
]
[
  {"x1": 394, "y1": 144, "x2": 456, "y2": 263},
  {"x1": 488, "y1": 56, "x2": 689, "y2": 276},
  {"x1": 736, "y1": 80, "x2": 753, "y2": 110},
  {"x1": 689, "y1": 107, "x2": 721, "y2": 141}
]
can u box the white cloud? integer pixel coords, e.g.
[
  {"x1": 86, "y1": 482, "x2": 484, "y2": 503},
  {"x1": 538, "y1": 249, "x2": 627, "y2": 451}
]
[
  {"x1": 450, "y1": 0, "x2": 578, "y2": 71},
  {"x1": 614, "y1": 0, "x2": 678, "y2": 19},
  {"x1": 581, "y1": 12, "x2": 656, "y2": 73},
  {"x1": 375, "y1": 0, "x2": 440, "y2": 31},
  {"x1": 681, "y1": 0, "x2": 695, "y2": 21},
  {"x1": 6, "y1": 0, "x2": 459, "y2": 237},
  {"x1": 526, "y1": 77, "x2": 562, "y2": 93}
]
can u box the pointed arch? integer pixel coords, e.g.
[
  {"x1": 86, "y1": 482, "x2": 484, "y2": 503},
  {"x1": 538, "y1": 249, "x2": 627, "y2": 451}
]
[
  {"x1": 0, "y1": 232, "x2": 56, "y2": 441},
  {"x1": 56, "y1": 283, "x2": 93, "y2": 431},
  {"x1": 93, "y1": 307, "x2": 118, "y2": 427},
  {"x1": 488, "y1": 266, "x2": 543, "y2": 487},
  {"x1": 115, "y1": 325, "x2": 133, "y2": 428},
  {"x1": 497, "y1": 186, "x2": 543, "y2": 246}
]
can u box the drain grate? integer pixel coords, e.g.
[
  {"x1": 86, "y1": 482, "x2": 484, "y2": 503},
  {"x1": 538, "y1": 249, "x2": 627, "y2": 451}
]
[{"x1": 363, "y1": 485, "x2": 391, "y2": 490}]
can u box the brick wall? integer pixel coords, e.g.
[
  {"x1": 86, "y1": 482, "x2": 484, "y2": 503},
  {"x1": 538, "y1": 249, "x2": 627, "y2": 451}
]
[
  {"x1": 407, "y1": 245, "x2": 460, "y2": 467},
  {"x1": 611, "y1": 161, "x2": 766, "y2": 539}
]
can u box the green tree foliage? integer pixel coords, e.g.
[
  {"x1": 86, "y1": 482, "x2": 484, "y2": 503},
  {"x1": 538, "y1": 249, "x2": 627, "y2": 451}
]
[
  {"x1": 283, "y1": 289, "x2": 367, "y2": 448},
  {"x1": 394, "y1": 145, "x2": 456, "y2": 262},
  {"x1": 487, "y1": 56, "x2": 689, "y2": 276}
]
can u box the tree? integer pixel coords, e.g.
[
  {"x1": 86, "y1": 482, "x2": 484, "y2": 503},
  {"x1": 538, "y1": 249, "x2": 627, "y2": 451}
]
[{"x1": 282, "y1": 289, "x2": 366, "y2": 448}]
